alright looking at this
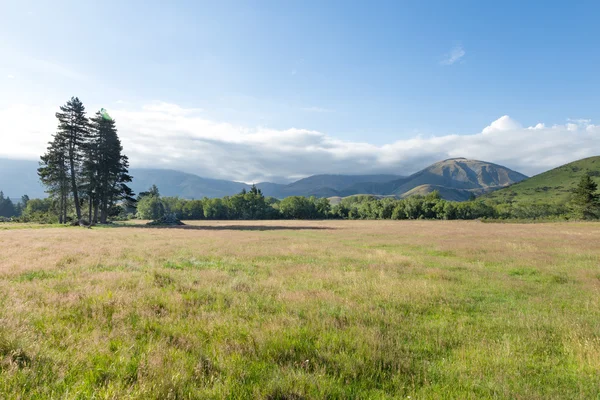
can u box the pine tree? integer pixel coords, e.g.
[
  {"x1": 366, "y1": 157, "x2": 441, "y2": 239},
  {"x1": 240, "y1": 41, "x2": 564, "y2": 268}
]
[
  {"x1": 88, "y1": 110, "x2": 135, "y2": 223},
  {"x1": 245, "y1": 184, "x2": 267, "y2": 219},
  {"x1": 55, "y1": 97, "x2": 90, "y2": 221},
  {"x1": 0, "y1": 191, "x2": 16, "y2": 218},
  {"x1": 571, "y1": 174, "x2": 600, "y2": 220},
  {"x1": 82, "y1": 114, "x2": 100, "y2": 223},
  {"x1": 39, "y1": 132, "x2": 70, "y2": 223},
  {"x1": 138, "y1": 185, "x2": 160, "y2": 200},
  {"x1": 21, "y1": 195, "x2": 30, "y2": 209}
]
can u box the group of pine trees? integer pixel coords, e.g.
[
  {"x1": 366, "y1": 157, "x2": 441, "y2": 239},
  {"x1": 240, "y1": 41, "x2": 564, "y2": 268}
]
[
  {"x1": 0, "y1": 193, "x2": 30, "y2": 219},
  {"x1": 38, "y1": 97, "x2": 134, "y2": 224}
]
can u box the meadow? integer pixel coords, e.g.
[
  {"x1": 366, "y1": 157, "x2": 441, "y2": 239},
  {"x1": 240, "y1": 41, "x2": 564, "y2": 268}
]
[{"x1": 1, "y1": 220, "x2": 599, "y2": 399}]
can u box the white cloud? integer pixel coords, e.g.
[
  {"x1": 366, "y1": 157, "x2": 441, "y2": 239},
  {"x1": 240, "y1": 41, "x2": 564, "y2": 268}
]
[
  {"x1": 6, "y1": 74, "x2": 15, "y2": 79},
  {"x1": 529, "y1": 123, "x2": 545, "y2": 130},
  {"x1": 441, "y1": 45, "x2": 466, "y2": 65},
  {"x1": 1, "y1": 102, "x2": 599, "y2": 182},
  {"x1": 482, "y1": 115, "x2": 522, "y2": 134}
]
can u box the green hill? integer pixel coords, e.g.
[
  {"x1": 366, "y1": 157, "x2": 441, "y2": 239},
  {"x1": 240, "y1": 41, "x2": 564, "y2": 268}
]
[
  {"x1": 398, "y1": 184, "x2": 484, "y2": 201},
  {"x1": 483, "y1": 156, "x2": 600, "y2": 204}
]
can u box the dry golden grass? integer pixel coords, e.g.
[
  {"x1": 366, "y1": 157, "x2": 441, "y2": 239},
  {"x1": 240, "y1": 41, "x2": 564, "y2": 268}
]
[{"x1": 1, "y1": 220, "x2": 600, "y2": 399}]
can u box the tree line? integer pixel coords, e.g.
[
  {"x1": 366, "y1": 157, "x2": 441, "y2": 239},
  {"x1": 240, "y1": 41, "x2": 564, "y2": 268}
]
[
  {"x1": 129, "y1": 174, "x2": 599, "y2": 222},
  {"x1": 3, "y1": 171, "x2": 599, "y2": 223}
]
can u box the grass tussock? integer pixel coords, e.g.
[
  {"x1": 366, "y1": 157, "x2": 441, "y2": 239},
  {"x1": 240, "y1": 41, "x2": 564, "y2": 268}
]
[{"x1": 0, "y1": 220, "x2": 600, "y2": 398}]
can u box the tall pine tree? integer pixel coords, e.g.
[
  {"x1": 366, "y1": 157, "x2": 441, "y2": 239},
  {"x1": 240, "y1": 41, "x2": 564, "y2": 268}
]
[
  {"x1": 54, "y1": 97, "x2": 89, "y2": 221},
  {"x1": 88, "y1": 111, "x2": 135, "y2": 223}
]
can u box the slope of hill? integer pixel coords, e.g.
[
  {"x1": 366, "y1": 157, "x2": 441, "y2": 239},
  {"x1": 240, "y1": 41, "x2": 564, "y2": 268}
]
[
  {"x1": 129, "y1": 169, "x2": 249, "y2": 199},
  {"x1": 483, "y1": 156, "x2": 600, "y2": 204},
  {"x1": 0, "y1": 158, "x2": 46, "y2": 199},
  {"x1": 398, "y1": 185, "x2": 483, "y2": 202},
  {"x1": 341, "y1": 158, "x2": 527, "y2": 198},
  {"x1": 261, "y1": 174, "x2": 400, "y2": 198},
  {"x1": 391, "y1": 158, "x2": 527, "y2": 194}
]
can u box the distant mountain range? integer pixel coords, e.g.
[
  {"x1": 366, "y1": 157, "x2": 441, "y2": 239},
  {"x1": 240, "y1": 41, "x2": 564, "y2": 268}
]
[
  {"x1": 0, "y1": 158, "x2": 46, "y2": 200},
  {"x1": 0, "y1": 157, "x2": 527, "y2": 201},
  {"x1": 258, "y1": 174, "x2": 402, "y2": 199}
]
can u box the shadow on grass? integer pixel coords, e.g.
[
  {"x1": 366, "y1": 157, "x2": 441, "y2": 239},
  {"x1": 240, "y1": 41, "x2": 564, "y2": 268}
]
[{"x1": 113, "y1": 224, "x2": 334, "y2": 231}]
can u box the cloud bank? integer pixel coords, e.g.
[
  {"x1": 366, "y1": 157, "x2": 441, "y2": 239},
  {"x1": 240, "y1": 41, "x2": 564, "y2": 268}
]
[{"x1": 1, "y1": 101, "x2": 598, "y2": 182}]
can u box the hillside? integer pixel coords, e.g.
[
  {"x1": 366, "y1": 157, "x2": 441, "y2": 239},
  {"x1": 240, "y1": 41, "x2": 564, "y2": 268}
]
[
  {"x1": 129, "y1": 169, "x2": 249, "y2": 199},
  {"x1": 261, "y1": 174, "x2": 400, "y2": 198},
  {"x1": 398, "y1": 185, "x2": 484, "y2": 202},
  {"x1": 483, "y1": 156, "x2": 600, "y2": 204},
  {"x1": 340, "y1": 158, "x2": 527, "y2": 199},
  {"x1": 391, "y1": 158, "x2": 527, "y2": 194}
]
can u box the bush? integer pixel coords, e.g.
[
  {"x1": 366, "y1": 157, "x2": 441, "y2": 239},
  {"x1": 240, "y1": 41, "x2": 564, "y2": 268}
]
[
  {"x1": 147, "y1": 213, "x2": 184, "y2": 226},
  {"x1": 136, "y1": 196, "x2": 165, "y2": 220}
]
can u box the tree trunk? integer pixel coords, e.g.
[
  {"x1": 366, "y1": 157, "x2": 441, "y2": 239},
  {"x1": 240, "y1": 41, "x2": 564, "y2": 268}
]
[
  {"x1": 94, "y1": 200, "x2": 99, "y2": 224},
  {"x1": 69, "y1": 154, "x2": 81, "y2": 221},
  {"x1": 100, "y1": 177, "x2": 110, "y2": 224},
  {"x1": 63, "y1": 187, "x2": 67, "y2": 223},
  {"x1": 100, "y1": 192, "x2": 107, "y2": 224},
  {"x1": 61, "y1": 177, "x2": 68, "y2": 224},
  {"x1": 88, "y1": 195, "x2": 93, "y2": 223},
  {"x1": 58, "y1": 191, "x2": 64, "y2": 224},
  {"x1": 62, "y1": 188, "x2": 67, "y2": 224}
]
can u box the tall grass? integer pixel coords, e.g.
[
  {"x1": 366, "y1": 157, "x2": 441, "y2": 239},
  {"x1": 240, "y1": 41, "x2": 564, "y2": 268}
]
[{"x1": 1, "y1": 220, "x2": 599, "y2": 398}]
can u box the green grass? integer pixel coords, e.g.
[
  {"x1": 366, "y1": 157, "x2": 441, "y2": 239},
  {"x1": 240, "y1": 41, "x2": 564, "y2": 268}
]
[
  {"x1": 0, "y1": 222, "x2": 67, "y2": 230},
  {"x1": 1, "y1": 220, "x2": 600, "y2": 398},
  {"x1": 484, "y1": 155, "x2": 600, "y2": 204}
]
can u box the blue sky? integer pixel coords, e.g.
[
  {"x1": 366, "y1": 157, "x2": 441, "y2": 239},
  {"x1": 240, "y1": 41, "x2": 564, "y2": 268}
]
[{"x1": 1, "y1": 1, "x2": 600, "y2": 181}]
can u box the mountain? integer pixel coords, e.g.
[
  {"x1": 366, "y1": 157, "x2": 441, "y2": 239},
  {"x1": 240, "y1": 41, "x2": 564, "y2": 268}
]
[
  {"x1": 259, "y1": 174, "x2": 400, "y2": 198},
  {"x1": 483, "y1": 156, "x2": 600, "y2": 204},
  {"x1": 129, "y1": 169, "x2": 248, "y2": 199},
  {"x1": 0, "y1": 158, "x2": 45, "y2": 199},
  {"x1": 340, "y1": 158, "x2": 527, "y2": 199},
  {"x1": 0, "y1": 157, "x2": 526, "y2": 201},
  {"x1": 131, "y1": 171, "x2": 402, "y2": 199}
]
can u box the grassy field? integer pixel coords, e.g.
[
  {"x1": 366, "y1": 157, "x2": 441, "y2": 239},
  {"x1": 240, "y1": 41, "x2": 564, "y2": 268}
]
[{"x1": 1, "y1": 220, "x2": 600, "y2": 399}]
